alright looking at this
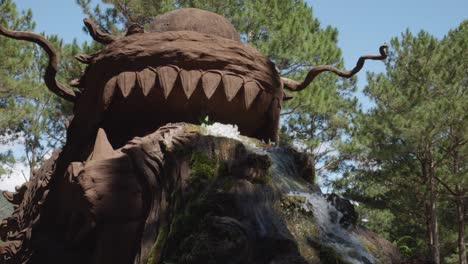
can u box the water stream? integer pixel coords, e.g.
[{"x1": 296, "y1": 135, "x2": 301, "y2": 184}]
[
  {"x1": 201, "y1": 123, "x2": 376, "y2": 263},
  {"x1": 268, "y1": 147, "x2": 376, "y2": 264}
]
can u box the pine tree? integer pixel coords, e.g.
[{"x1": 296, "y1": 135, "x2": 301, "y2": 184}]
[
  {"x1": 0, "y1": 0, "x2": 36, "y2": 176},
  {"x1": 433, "y1": 21, "x2": 467, "y2": 264},
  {"x1": 334, "y1": 22, "x2": 467, "y2": 263},
  {"x1": 0, "y1": 1, "x2": 87, "y2": 179}
]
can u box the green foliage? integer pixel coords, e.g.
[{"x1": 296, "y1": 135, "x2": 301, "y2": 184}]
[
  {"x1": 0, "y1": 150, "x2": 14, "y2": 175},
  {"x1": 198, "y1": 115, "x2": 214, "y2": 126},
  {"x1": 0, "y1": 1, "x2": 92, "y2": 179},
  {"x1": 1, "y1": 0, "x2": 37, "y2": 177},
  {"x1": 1, "y1": 0, "x2": 36, "y2": 135},
  {"x1": 444, "y1": 253, "x2": 461, "y2": 264},
  {"x1": 0, "y1": 194, "x2": 12, "y2": 228},
  {"x1": 395, "y1": 236, "x2": 424, "y2": 257},
  {"x1": 76, "y1": 0, "x2": 175, "y2": 32},
  {"x1": 334, "y1": 21, "x2": 468, "y2": 261}
]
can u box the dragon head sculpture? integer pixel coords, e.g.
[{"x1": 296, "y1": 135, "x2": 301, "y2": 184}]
[
  {"x1": 0, "y1": 8, "x2": 389, "y2": 263},
  {"x1": 0, "y1": 8, "x2": 387, "y2": 149}
]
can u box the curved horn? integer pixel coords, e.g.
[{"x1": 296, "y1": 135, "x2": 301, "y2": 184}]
[
  {"x1": 0, "y1": 23, "x2": 79, "y2": 102},
  {"x1": 83, "y1": 18, "x2": 116, "y2": 44},
  {"x1": 282, "y1": 45, "x2": 388, "y2": 92}
]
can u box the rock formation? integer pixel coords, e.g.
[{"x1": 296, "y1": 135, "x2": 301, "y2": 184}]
[{"x1": 0, "y1": 123, "x2": 401, "y2": 263}]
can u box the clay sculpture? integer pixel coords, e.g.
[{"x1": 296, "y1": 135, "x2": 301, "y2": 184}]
[
  {"x1": 0, "y1": 8, "x2": 389, "y2": 264},
  {"x1": 0, "y1": 8, "x2": 386, "y2": 147}
]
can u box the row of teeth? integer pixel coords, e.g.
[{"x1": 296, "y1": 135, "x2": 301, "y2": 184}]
[{"x1": 102, "y1": 65, "x2": 266, "y2": 110}]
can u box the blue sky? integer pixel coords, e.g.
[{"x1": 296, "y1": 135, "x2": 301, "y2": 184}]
[
  {"x1": 309, "y1": 0, "x2": 467, "y2": 82},
  {"x1": 14, "y1": 0, "x2": 467, "y2": 106}
]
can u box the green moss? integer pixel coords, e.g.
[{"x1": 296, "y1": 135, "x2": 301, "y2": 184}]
[
  {"x1": 358, "y1": 235, "x2": 390, "y2": 264},
  {"x1": 175, "y1": 223, "x2": 220, "y2": 264},
  {"x1": 249, "y1": 155, "x2": 272, "y2": 184},
  {"x1": 275, "y1": 196, "x2": 321, "y2": 263},
  {"x1": 147, "y1": 225, "x2": 169, "y2": 264},
  {"x1": 159, "y1": 146, "x2": 275, "y2": 263},
  {"x1": 287, "y1": 218, "x2": 320, "y2": 263},
  {"x1": 147, "y1": 152, "x2": 224, "y2": 264},
  {"x1": 162, "y1": 152, "x2": 231, "y2": 263},
  {"x1": 163, "y1": 200, "x2": 213, "y2": 263},
  {"x1": 188, "y1": 152, "x2": 218, "y2": 187},
  {"x1": 362, "y1": 237, "x2": 378, "y2": 256},
  {"x1": 217, "y1": 162, "x2": 229, "y2": 178},
  {"x1": 279, "y1": 195, "x2": 313, "y2": 217},
  {"x1": 278, "y1": 195, "x2": 352, "y2": 264},
  {"x1": 315, "y1": 244, "x2": 350, "y2": 264},
  {"x1": 221, "y1": 177, "x2": 235, "y2": 192}
]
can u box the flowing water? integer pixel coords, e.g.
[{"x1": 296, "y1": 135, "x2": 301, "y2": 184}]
[
  {"x1": 268, "y1": 148, "x2": 376, "y2": 264},
  {"x1": 201, "y1": 123, "x2": 376, "y2": 263}
]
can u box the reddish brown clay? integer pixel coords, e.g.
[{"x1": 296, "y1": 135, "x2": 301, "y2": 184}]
[{"x1": 0, "y1": 8, "x2": 389, "y2": 263}]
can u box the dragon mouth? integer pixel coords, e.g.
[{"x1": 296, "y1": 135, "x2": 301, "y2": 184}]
[
  {"x1": 64, "y1": 30, "x2": 284, "y2": 152},
  {"x1": 91, "y1": 65, "x2": 276, "y2": 147}
]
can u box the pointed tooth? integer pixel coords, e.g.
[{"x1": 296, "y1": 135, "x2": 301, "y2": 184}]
[
  {"x1": 157, "y1": 66, "x2": 178, "y2": 99},
  {"x1": 201, "y1": 72, "x2": 222, "y2": 99},
  {"x1": 223, "y1": 74, "x2": 243, "y2": 102},
  {"x1": 179, "y1": 70, "x2": 201, "y2": 99},
  {"x1": 102, "y1": 77, "x2": 117, "y2": 109},
  {"x1": 137, "y1": 68, "x2": 156, "y2": 96},
  {"x1": 117, "y1": 72, "x2": 136, "y2": 98},
  {"x1": 89, "y1": 128, "x2": 114, "y2": 162},
  {"x1": 243, "y1": 82, "x2": 261, "y2": 110}
]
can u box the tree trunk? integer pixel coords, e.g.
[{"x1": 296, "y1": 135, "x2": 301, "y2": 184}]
[
  {"x1": 453, "y1": 146, "x2": 466, "y2": 264},
  {"x1": 429, "y1": 160, "x2": 440, "y2": 264},
  {"x1": 425, "y1": 200, "x2": 434, "y2": 257},
  {"x1": 423, "y1": 157, "x2": 440, "y2": 264},
  {"x1": 456, "y1": 186, "x2": 466, "y2": 264}
]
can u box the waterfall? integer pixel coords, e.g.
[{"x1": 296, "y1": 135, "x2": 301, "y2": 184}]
[
  {"x1": 200, "y1": 123, "x2": 378, "y2": 263},
  {"x1": 268, "y1": 147, "x2": 376, "y2": 264}
]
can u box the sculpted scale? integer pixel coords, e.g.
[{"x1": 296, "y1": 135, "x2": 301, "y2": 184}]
[{"x1": 0, "y1": 8, "x2": 388, "y2": 263}]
